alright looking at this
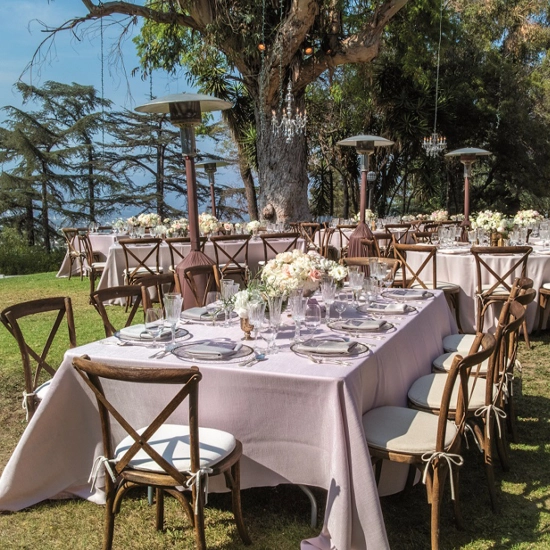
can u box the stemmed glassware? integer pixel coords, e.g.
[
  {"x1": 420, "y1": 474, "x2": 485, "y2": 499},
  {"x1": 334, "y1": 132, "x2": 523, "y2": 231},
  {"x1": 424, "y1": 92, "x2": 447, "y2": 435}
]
[
  {"x1": 221, "y1": 279, "x2": 239, "y2": 327},
  {"x1": 334, "y1": 291, "x2": 348, "y2": 321},
  {"x1": 163, "y1": 293, "x2": 183, "y2": 345},
  {"x1": 304, "y1": 303, "x2": 322, "y2": 339},
  {"x1": 266, "y1": 295, "x2": 284, "y2": 353},
  {"x1": 205, "y1": 291, "x2": 222, "y2": 325},
  {"x1": 289, "y1": 291, "x2": 307, "y2": 343},
  {"x1": 145, "y1": 307, "x2": 164, "y2": 347},
  {"x1": 320, "y1": 281, "x2": 336, "y2": 322},
  {"x1": 247, "y1": 300, "x2": 266, "y2": 343},
  {"x1": 348, "y1": 271, "x2": 365, "y2": 306}
]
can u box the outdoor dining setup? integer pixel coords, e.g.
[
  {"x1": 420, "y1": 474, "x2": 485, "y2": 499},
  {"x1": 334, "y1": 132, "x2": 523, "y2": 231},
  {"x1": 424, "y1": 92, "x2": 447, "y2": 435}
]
[{"x1": 1, "y1": 88, "x2": 549, "y2": 550}]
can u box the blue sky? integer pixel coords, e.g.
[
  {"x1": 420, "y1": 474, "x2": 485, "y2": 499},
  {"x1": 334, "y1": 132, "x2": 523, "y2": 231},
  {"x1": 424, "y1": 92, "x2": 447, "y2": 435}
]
[{"x1": 0, "y1": 0, "x2": 241, "y2": 220}]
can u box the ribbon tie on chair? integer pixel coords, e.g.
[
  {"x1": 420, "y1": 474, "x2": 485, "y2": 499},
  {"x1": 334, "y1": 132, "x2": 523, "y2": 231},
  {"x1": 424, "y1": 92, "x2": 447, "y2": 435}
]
[
  {"x1": 421, "y1": 452, "x2": 464, "y2": 500},
  {"x1": 185, "y1": 468, "x2": 214, "y2": 514},
  {"x1": 475, "y1": 404, "x2": 507, "y2": 439},
  {"x1": 21, "y1": 391, "x2": 36, "y2": 422},
  {"x1": 89, "y1": 455, "x2": 117, "y2": 491}
]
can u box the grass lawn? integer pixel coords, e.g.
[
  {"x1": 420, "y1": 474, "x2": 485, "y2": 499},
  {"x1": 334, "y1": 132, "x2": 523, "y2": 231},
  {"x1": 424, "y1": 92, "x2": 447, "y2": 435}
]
[{"x1": 0, "y1": 272, "x2": 549, "y2": 549}]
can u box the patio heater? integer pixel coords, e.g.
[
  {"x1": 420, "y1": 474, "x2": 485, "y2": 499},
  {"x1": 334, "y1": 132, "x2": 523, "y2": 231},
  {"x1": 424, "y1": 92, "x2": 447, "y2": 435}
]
[
  {"x1": 337, "y1": 135, "x2": 394, "y2": 257},
  {"x1": 195, "y1": 157, "x2": 231, "y2": 218},
  {"x1": 445, "y1": 147, "x2": 491, "y2": 224},
  {"x1": 135, "y1": 93, "x2": 232, "y2": 307}
]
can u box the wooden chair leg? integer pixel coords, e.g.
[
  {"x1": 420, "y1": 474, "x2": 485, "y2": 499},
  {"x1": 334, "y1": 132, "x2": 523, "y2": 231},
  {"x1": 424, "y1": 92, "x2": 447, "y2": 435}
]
[
  {"x1": 507, "y1": 392, "x2": 519, "y2": 443},
  {"x1": 522, "y1": 319, "x2": 530, "y2": 349},
  {"x1": 226, "y1": 462, "x2": 251, "y2": 545},
  {"x1": 429, "y1": 462, "x2": 447, "y2": 550},
  {"x1": 537, "y1": 293, "x2": 549, "y2": 333},
  {"x1": 103, "y1": 492, "x2": 116, "y2": 550},
  {"x1": 483, "y1": 419, "x2": 499, "y2": 513},
  {"x1": 451, "y1": 466, "x2": 464, "y2": 530},
  {"x1": 155, "y1": 488, "x2": 165, "y2": 531},
  {"x1": 193, "y1": 483, "x2": 207, "y2": 550}
]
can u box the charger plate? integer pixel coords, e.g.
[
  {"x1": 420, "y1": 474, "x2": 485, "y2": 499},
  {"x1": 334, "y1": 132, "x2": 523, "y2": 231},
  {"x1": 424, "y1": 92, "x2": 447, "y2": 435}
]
[{"x1": 172, "y1": 342, "x2": 254, "y2": 363}]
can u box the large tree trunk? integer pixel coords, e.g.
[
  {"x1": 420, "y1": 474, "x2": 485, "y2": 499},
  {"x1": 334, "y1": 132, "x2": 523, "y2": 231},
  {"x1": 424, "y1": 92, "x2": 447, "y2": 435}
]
[
  {"x1": 255, "y1": 107, "x2": 310, "y2": 223},
  {"x1": 87, "y1": 139, "x2": 95, "y2": 222}
]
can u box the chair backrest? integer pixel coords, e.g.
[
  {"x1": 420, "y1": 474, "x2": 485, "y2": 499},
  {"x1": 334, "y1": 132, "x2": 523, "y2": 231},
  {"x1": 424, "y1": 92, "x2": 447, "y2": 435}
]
[
  {"x1": 139, "y1": 272, "x2": 176, "y2": 310},
  {"x1": 437, "y1": 332, "x2": 497, "y2": 451},
  {"x1": 393, "y1": 243, "x2": 437, "y2": 289},
  {"x1": 336, "y1": 225, "x2": 355, "y2": 253},
  {"x1": 411, "y1": 231, "x2": 434, "y2": 244},
  {"x1": 182, "y1": 264, "x2": 221, "y2": 307},
  {"x1": 260, "y1": 232, "x2": 300, "y2": 263},
  {"x1": 1, "y1": 297, "x2": 77, "y2": 419},
  {"x1": 61, "y1": 227, "x2": 82, "y2": 257},
  {"x1": 72, "y1": 356, "x2": 203, "y2": 488},
  {"x1": 209, "y1": 234, "x2": 251, "y2": 280},
  {"x1": 299, "y1": 222, "x2": 321, "y2": 251},
  {"x1": 470, "y1": 246, "x2": 532, "y2": 298},
  {"x1": 360, "y1": 238, "x2": 381, "y2": 257},
  {"x1": 371, "y1": 231, "x2": 392, "y2": 257},
  {"x1": 91, "y1": 286, "x2": 144, "y2": 337},
  {"x1": 118, "y1": 238, "x2": 163, "y2": 282},
  {"x1": 422, "y1": 223, "x2": 440, "y2": 233},
  {"x1": 341, "y1": 257, "x2": 371, "y2": 268},
  {"x1": 165, "y1": 237, "x2": 207, "y2": 269},
  {"x1": 78, "y1": 233, "x2": 95, "y2": 266},
  {"x1": 365, "y1": 257, "x2": 402, "y2": 279}
]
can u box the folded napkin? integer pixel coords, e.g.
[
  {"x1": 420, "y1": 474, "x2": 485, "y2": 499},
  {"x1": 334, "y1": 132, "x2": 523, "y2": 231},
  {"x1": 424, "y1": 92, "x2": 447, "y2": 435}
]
[
  {"x1": 341, "y1": 319, "x2": 387, "y2": 331},
  {"x1": 185, "y1": 342, "x2": 242, "y2": 358},
  {"x1": 368, "y1": 302, "x2": 409, "y2": 313},
  {"x1": 438, "y1": 248, "x2": 469, "y2": 255},
  {"x1": 181, "y1": 307, "x2": 214, "y2": 320},
  {"x1": 118, "y1": 324, "x2": 170, "y2": 341},
  {"x1": 295, "y1": 339, "x2": 357, "y2": 355}
]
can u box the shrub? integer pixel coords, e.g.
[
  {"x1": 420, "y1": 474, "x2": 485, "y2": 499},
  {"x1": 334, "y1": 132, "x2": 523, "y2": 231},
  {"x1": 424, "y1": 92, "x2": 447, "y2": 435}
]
[{"x1": 0, "y1": 229, "x2": 65, "y2": 275}]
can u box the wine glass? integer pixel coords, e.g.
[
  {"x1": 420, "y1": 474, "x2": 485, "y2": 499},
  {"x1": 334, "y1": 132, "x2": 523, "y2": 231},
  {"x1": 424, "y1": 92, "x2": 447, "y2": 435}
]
[
  {"x1": 290, "y1": 294, "x2": 307, "y2": 343},
  {"x1": 247, "y1": 301, "x2": 266, "y2": 342},
  {"x1": 259, "y1": 320, "x2": 278, "y2": 355},
  {"x1": 321, "y1": 282, "x2": 336, "y2": 322},
  {"x1": 304, "y1": 303, "x2": 322, "y2": 339},
  {"x1": 221, "y1": 279, "x2": 237, "y2": 327},
  {"x1": 145, "y1": 307, "x2": 164, "y2": 347},
  {"x1": 334, "y1": 291, "x2": 348, "y2": 321},
  {"x1": 348, "y1": 271, "x2": 365, "y2": 307},
  {"x1": 163, "y1": 293, "x2": 183, "y2": 344},
  {"x1": 205, "y1": 291, "x2": 222, "y2": 325}
]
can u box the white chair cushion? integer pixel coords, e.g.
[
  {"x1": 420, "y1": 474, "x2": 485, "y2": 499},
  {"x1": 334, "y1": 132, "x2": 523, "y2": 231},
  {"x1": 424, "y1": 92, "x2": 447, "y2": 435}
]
[
  {"x1": 114, "y1": 424, "x2": 236, "y2": 472},
  {"x1": 542, "y1": 282, "x2": 550, "y2": 291},
  {"x1": 91, "y1": 262, "x2": 106, "y2": 269},
  {"x1": 480, "y1": 283, "x2": 509, "y2": 296},
  {"x1": 411, "y1": 281, "x2": 459, "y2": 291},
  {"x1": 123, "y1": 267, "x2": 164, "y2": 276},
  {"x1": 408, "y1": 373, "x2": 486, "y2": 411},
  {"x1": 362, "y1": 406, "x2": 457, "y2": 454},
  {"x1": 442, "y1": 333, "x2": 477, "y2": 354},
  {"x1": 433, "y1": 351, "x2": 488, "y2": 375}
]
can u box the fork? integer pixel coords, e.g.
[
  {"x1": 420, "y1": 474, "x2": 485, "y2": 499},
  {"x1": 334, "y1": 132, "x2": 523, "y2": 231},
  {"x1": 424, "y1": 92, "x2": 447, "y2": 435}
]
[{"x1": 306, "y1": 355, "x2": 351, "y2": 366}]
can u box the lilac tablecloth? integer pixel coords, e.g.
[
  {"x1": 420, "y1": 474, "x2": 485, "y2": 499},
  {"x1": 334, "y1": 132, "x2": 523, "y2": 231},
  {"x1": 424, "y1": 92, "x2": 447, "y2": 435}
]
[{"x1": 0, "y1": 291, "x2": 456, "y2": 550}]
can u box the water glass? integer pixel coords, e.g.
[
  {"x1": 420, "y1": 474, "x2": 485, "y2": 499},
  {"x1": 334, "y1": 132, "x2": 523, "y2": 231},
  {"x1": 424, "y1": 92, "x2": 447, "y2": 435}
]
[
  {"x1": 348, "y1": 271, "x2": 365, "y2": 306},
  {"x1": 247, "y1": 301, "x2": 266, "y2": 341},
  {"x1": 290, "y1": 295, "x2": 307, "y2": 342},
  {"x1": 267, "y1": 295, "x2": 284, "y2": 328},
  {"x1": 164, "y1": 293, "x2": 183, "y2": 344},
  {"x1": 334, "y1": 291, "x2": 348, "y2": 321},
  {"x1": 304, "y1": 303, "x2": 322, "y2": 339},
  {"x1": 205, "y1": 291, "x2": 222, "y2": 325},
  {"x1": 145, "y1": 307, "x2": 164, "y2": 347},
  {"x1": 320, "y1": 282, "x2": 336, "y2": 322}
]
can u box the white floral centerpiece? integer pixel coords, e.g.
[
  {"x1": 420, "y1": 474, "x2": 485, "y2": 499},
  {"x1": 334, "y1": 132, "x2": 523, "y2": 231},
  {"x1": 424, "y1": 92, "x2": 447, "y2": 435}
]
[
  {"x1": 430, "y1": 209, "x2": 448, "y2": 222},
  {"x1": 471, "y1": 210, "x2": 511, "y2": 233},
  {"x1": 401, "y1": 214, "x2": 416, "y2": 223},
  {"x1": 260, "y1": 249, "x2": 348, "y2": 297},
  {"x1": 223, "y1": 222, "x2": 234, "y2": 234},
  {"x1": 450, "y1": 214, "x2": 465, "y2": 222},
  {"x1": 247, "y1": 220, "x2": 261, "y2": 233},
  {"x1": 352, "y1": 209, "x2": 377, "y2": 222},
  {"x1": 137, "y1": 213, "x2": 162, "y2": 228},
  {"x1": 416, "y1": 214, "x2": 429, "y2": 221},
  {"x1": 167, "y1": 218, "x2": 189, "y2": 237},
  {"x1": 513, "y1": 209, "x2": 543, "y2": 227},
  {"x1": 199, "y1": 212, "x2": 219, "y2": 235},
  {"x1": 113, "y1": 218, "x2": 126, "y2": 230}
]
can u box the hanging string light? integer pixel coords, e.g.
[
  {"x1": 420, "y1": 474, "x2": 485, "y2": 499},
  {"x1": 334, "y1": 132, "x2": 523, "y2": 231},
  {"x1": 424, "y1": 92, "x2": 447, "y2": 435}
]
[
  {"x1": 423, "y1": 0, "x2": 447, "y2": 157},
  {"x1": 271, "y1": 0, "x2": 307, "y2": 142}
]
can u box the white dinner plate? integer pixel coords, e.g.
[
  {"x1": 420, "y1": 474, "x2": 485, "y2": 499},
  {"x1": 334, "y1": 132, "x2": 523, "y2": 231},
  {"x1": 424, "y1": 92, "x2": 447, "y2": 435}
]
[{"x1": 172, "y1": 341, "x2": 253, "y2": 363}]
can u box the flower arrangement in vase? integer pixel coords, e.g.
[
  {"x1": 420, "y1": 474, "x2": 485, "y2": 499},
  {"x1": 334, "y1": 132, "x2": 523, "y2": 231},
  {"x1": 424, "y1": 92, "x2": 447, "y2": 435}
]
[
  {"x1": 199, "y1": 212, "x2": 219, "y2": 237},
  {"x1": 513, "y1": 210, "x2": 543, "y2": 227},
  {"x1": 430, "y1": 209, "x2": 449, "y2": 222}
]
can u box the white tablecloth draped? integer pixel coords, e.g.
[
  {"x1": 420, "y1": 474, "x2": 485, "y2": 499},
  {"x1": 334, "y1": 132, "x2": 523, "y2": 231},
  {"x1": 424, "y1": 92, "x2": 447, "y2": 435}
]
[
  {"x1": 406, "y1": 247, "x2": 549, "y2": 332},
  {"x1": 0, "y1": 291, "x2": 456, "y2": 550}
]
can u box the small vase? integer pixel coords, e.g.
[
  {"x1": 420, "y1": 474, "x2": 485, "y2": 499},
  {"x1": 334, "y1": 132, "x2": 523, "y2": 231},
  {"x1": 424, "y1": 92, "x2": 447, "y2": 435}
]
[
  {"x1": 490, "y1": 232, "x2": 500, "y2": 247},
  {"x1": 240, "y1": 317, "x2": 254, "y2": 340}
]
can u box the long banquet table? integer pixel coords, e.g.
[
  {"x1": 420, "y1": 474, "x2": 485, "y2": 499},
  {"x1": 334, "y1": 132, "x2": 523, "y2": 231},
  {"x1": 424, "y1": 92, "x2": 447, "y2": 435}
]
[
  {"x1": 0, "y1": 291, "x2": 456, "y2": 550},
  {"x1": 406, "y1": 245, "x2": 550, "y2": 332}
]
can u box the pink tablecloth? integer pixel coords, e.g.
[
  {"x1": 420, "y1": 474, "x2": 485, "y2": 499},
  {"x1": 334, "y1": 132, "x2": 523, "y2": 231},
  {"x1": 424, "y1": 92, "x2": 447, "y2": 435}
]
[
  {"x1": 0, "y1": 292, "x2": 455, "y2": 550},
  {"x1": 406, "y1": 247, "x2": 549, "y2": 332}
]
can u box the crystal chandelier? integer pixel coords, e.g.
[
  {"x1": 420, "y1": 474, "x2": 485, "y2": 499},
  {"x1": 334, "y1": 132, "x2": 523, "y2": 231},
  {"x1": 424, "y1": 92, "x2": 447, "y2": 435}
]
[
  {"x1": 272, "y1": 80, "x2": 307, "y2": 143},
  {"x1": 422, "y1": 0, "x2": 447, "y2": 157}
]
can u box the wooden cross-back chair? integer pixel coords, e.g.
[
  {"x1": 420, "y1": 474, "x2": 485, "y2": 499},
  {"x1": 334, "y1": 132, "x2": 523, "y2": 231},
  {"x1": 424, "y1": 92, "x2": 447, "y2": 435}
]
[
  {"x1": 335, "y1": 224, "x2": 356, "y2": 258},
  {"x1": 138, "y1": 272, "x2": 176, "y2": 310},
  {"x1": 363, "y1": 333, "x2": 496, "y2": 550},
  {"x1": 299, "y1": 222, "x2": 321, "y2": 252},
  {"x1": 470, "y1": 246, "x2": 532, "y2": 332},
  {"x1": 209, "y1": 234, "x2": 251, "y2": 285},
  {"x1": 0, "y1": 297, "x2": 76, "y2": 421},
  {"x1": 61, "y1": 227, "x2": 86, "y2": 280},
  {"x1": 393, "y1": 243, "x2": 462, "y2": 332},
  {"x1": 412, "y1": 231, "x2": 435, "y2": 245},
  {"x1": 78, "y1": 233, "x2": 106, "y2": 298},
  {"x1": 165, "y1": 237, "x2": 208, "y2": 273},
  {"x1": 182, "y1": 264, "x2": 222, "y2": 307},
  {"x1": 360, "y1": 238, "x2": 381, "y2": 258},
  {"x1": 118, "y1": 238, "x2": 164, "y2": 286},
  {"x1": 91, "y1": 286, "x2": 144, "y2": 337},
  {"x1": 72, "y1": 356, "x2": 250, "y2": 550},
  {"x1": 259, "y1": 232, "x2": 300, "y2": 266},
  {"x1": 371, "y1": 231, "x2": 392, "y2": 257}
]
